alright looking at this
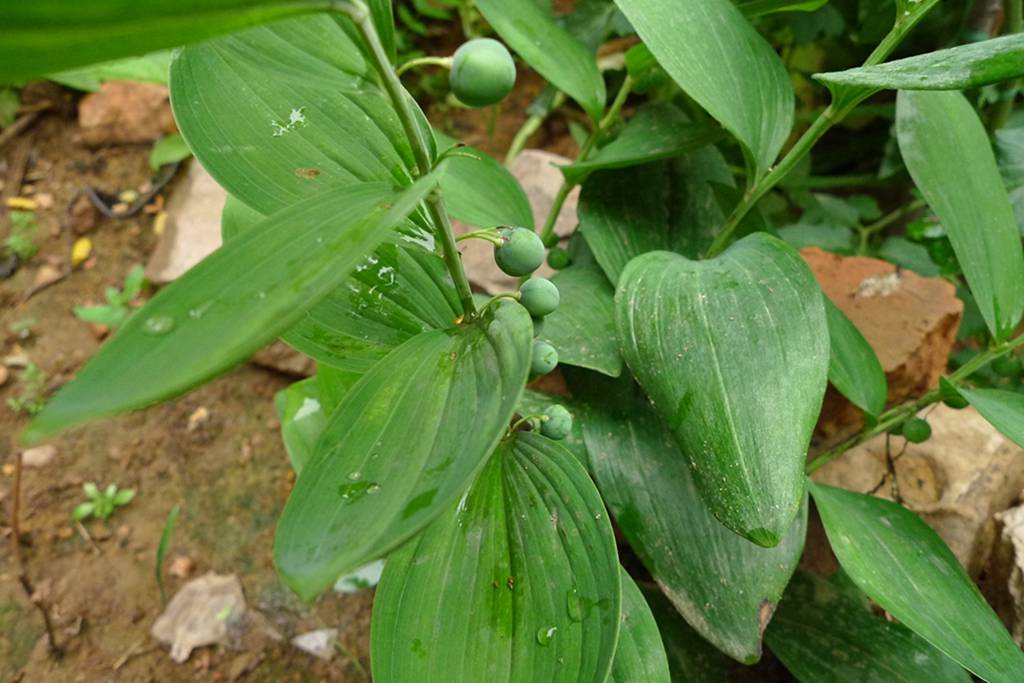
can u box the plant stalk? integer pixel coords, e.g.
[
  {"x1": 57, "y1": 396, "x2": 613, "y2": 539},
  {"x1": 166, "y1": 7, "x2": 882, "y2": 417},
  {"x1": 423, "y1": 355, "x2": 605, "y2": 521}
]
[
  {"x1": 806, "y1": 334, "x2": 1024, "y2": 474},
  {"x1": 343, "y1": 0, "x2": 477, "y2": 317},
  {"x1": 537, "y1": 76, "x2": 633, "y2": 246},
  {"x1": 992, "y1": 0, "x2": 1023, "y2": 130},
  {"x1": 395, "y1": 55, "x2": 452, "y2": 77}
]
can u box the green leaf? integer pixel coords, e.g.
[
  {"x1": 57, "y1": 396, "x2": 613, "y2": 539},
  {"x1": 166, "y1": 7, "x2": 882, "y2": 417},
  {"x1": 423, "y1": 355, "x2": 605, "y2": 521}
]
[
  {"x1": 156, "y1": 504, "x2": 181, "y2": 604},
  {"x1": 958, "y1": 386, "x2": 1024, "y2": 448},
  {"x1": 824, "y1": 297, "x2": 887, "y2": 416},
  {"x1": 23, "y1": 176, "x2": 439, "y2": 444},
  {"x1": 170, "y1": 16, "x2": 418, "y2": 216},
  {"x1": 367, "y1": 0, "x2": 397, "y2": 64},
  {"x1": 897, "y1": 90, "x2": 1024, "y2": 340},
  {"x1": 275, "y1": 367, "x2": 361, "y2": 474},
  {"x1": 615, "y1": 234, "x2": 828, "y2": 545},
  {"x1": 580, "y1": 381, "x2": 807, "y2": 662},
  {"x1": 809, "y1": 482, "x2": 1024, "y2": 683},
  {"x1": 370, "y1": 431, "x2": 620, "y2": 683},
  {"x1": 560, "y1": 104, "x2": 721, "y2": 185},
  {"x1": 767, "y1": 571, "x2": 970, "y2": 683},
  {"x1": 222, "y1": 196, "x2": 461, "y2": 372},
  {"x1": 0, "y1": 1, "x2": 336, "y2": 84},
  {"x1": 736, "y1": 0, "x2": 828, "y2": 17},
  {"x1": 475, "y1": 0, "x2": 607, "y2": 121},
  {"x1": 72, "y1": 502, "x2": 95, "y2": 521},
  {"x1": 579, "y1": 150, "x2": 735, "y2": 283},
  {"x1": 612, "y1": 0, "x2": 793, "y2": 175},
  {"x1": 642, "y1": 584, "x2": 729, "y2": 682},
  {"x1": 816, "y1": 35, "x2": 1024, "y2": 93},
  {"x1": 541, "y1": 266, "x2": 622, "y2": 377},
  {"x1": 149, "y1": 133, "x2": 192, "y2": 171},
  {"x1": 517, "y1": 389, "x2": 589, "y2": 467},
  {"x1": 436, "y1": 133, "x2": 534, "y2": 228},
  {"x1": 611, "y1": 570, "x2": 671, "y2": 683},
  {"x1": 274, "y1": 302, "x2": 533, "y2": 600},
  {"x1": 49, "y1": 50, "x2": 174, "y2": 92}
]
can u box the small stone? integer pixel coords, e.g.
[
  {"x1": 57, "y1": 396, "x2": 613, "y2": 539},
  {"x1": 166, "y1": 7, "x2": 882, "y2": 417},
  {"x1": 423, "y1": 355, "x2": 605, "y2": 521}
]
[
  {"x1": 116, "y1": 524, "x2": 131, "y2": 539},
  {"x1": 187, "y1": 406, "x2": 210, "y2": 432},
  {"x1": 168, "y1": 555, "x2": 195, "y2": 579},
  {"x1": 56, "y1": 526, "x2": 74, "y2": 540},
  {"x1": 68, "y1": 194, "x2": 99, "y2": 234},
  {"x1": 33, "y1": 264, "x2": 63, "y2": 288},
  {"x1": 1, "y1": 463, "x2": 14, "y2": 477},
  {"x1": 0, "y1": 366, "x2": 8, "y2": 387},
  {"x1": 33, "y1": 193, "x2": 54, "y2": 210},
  {"x1": 78, "y1": 81, "x2": 176, "y2": 146},
  {"x1": 21, "y1": 444, "x2": 56, "y2": 468},
  {"x1": 291, "y1": 628, "x2": 338, "y2": 660}
]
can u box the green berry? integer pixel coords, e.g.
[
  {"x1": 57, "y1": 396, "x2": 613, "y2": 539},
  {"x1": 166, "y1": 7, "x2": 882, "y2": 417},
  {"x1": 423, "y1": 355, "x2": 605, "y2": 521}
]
[
  {"x1": 520, "y1": 277, "x2": 560, "y2": 318},
  {"x1": 547, "y1": 247, "x2": 571, "y2": 270},
  {"x1": 942, "y1": 394, "x2": 969, "y2": 409},
  {"x1": 993, "y1": 355, "x2": 1021, "y2": 378},
  {"x1": 531, "y1": 340, "x2": 558, "y2": 375},
  {"x1": 495, "y1": 227, "x2": 545, "y2": 277},
  {"x1": 541, "y1": 405, "x2": 572, "y2": 440},
  {"x1": 449, "y1": 38, "x2": 516, "y2": 108},
  {"x1": 902, "y1": 417, "x2": 931, "y2": 444}
]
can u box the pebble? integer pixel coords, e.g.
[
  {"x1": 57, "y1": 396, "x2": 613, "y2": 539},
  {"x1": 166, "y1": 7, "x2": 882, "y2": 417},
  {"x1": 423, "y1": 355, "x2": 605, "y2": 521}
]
[{"x1": 21, "y1": 444, "x2": 57, "y2": 468}]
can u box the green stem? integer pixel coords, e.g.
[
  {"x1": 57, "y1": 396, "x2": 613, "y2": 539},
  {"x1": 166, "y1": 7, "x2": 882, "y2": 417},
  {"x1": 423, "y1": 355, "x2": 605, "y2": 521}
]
[
  {"x1": 538, "y1": 76, "x2": 633, "y2": 246},
  {"x1": 456, "y1": 228, "x2": 504, "y2": 246},
  {"x1": 505, "y1": 90, "x2": 566, "y2": 166},
  {"x1": 992, "y1": 0, "x2": 1023, "y2": 130},
  {"x1": 856, "y1": 197, "x2": 927, "y2": 254},
  {"x1": 806, "y1": 334, "x2": 1024, "y2": 474},
  {"x1": 706, "y1": 5, "x2": 939, "y2": 258},
  {"x1": 396, "y1": 56, "x2": 452, "y2": 77},
  {"x1": 343, "y1": 1, "x2": 477, "y2": 317}
]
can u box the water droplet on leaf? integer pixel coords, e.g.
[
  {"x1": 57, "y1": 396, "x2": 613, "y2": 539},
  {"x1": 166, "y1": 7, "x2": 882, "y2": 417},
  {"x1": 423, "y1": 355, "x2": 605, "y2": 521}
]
[
  {"x1": 536, "y1": 626, "x2": 557, "y2": 646},
  {"x1": 142, "y1": 314, "x2": 175, "y2": 335}
]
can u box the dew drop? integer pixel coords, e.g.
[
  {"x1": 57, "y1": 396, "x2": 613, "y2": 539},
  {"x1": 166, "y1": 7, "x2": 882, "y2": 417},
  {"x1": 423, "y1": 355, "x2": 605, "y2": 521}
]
[
  {"x1": 142, "y1": 314, "x2": 175, "y2": 336},
  {"x1": 337, "y1": 481, "x2": 381, "y2": 503},
  {"x1": 348, "y1": 471, "x2": 362, "y2": 481},
  {"x1": 567, "y1": 590, "x2": 585, "y2": 622},
  {"x1": 536, "y1": 626, "x2": 557, "y2": 646}
]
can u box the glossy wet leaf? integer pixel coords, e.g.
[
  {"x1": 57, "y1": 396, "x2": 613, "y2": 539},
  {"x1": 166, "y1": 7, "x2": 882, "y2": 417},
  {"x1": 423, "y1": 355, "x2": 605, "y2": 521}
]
[
  {"x1": 437, "y1": 133, "x2": 534, "y2": 229},
  {"x1": 642, "y1": 584, "x2": 729, "y2": 682},
  {"x1": 579, "y1": 150, "x2": 735, "y2": 283},
  {"x1": 581, "y1": 381, "x2": 807, "y2": 661},
  {"x1": 223, "y1": 195, "x2": 461, "y2": 372},
  {"x1": 274, "y1": 302, "x2": 533, "y2": 600},
  {"x1": 540, "y1": 266, "x2": 622, "y2": 377},
  {"x1": 810, "y1": 482, "x2": 1024, "y2": 683},
  {"x1": 613, "y1": 0, "x2": 793, "y2": 175},
  {"x1": 560, "y1": 104, "x2": 721, "y2": 185},
  {"x1": 24, "y1": 176, "x2": 439, "y2": 444},
  {"x1": 0, "y1": 0, "x2": 337, "y2": 84},
  {"x1": 611, "y1": 570, "x2": 670, "y2": 683},
  {"x1": 476, "y1": 0, "x2": 606, "y2": 120},
  {"x1": 817, "y1": 34, "x2": 1024, "y2": 93},
  {"x1": 897, "y1": 91, "x2": 1024, "y2": 340},
  {"x1": 958, "y1": 386, "x2": 1024, "y2": 448},
  {"x1": 615, "y1": 234, "x2": 829, "y2": 545},
  {"x1": 766, "y1": 571, "x2": 970, "y2": 683},
  {"x1": 824, "y1": 297, "x2": 887, "y2": 416},
  {"x1": 370, "y1": 431, "x2": 620, "y2": 683}
]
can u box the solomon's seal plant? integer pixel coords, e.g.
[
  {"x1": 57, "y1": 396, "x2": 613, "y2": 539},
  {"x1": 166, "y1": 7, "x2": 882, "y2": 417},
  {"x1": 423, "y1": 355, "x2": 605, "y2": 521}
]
[{"x1": 9, "y1": 0, "x2": 1024, "y2": 680}]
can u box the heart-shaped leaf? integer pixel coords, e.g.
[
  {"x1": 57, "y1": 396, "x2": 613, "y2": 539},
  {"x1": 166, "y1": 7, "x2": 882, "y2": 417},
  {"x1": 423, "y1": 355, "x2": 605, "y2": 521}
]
[
  {"x1": 579, "y1": 376, "x2": 807, "y2": 661},
  {"x1": 611, "y1": 569, "x2": 671, "y2": 683},
  {"x1": 615, "y1": 233, "x2": 829, "y2": 545},
  {"x1": 810, "y1": 482, "x2": 1024, "y2": 683},
  {"x1": 274, "y1": 302, "x2": 533, "y2": 600},
  {"x1": 370, "y1": 431, "x2": 620, "y2": 683}
]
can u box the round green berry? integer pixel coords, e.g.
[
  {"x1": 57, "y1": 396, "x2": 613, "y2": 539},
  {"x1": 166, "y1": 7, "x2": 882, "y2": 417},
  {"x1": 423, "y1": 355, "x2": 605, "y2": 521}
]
[
  {"x1": 531, "y1": 340, "x2": 558, "y2": 376},
  {"x1": 495, "y1": 227, "x2": 545, "y2": 277},
  {"x1": 993, "y1": 355, "x2": 1021, "y2": 378},
  {"x1": 902, "y1": 417, "x2": 932, "y2": 444},
  {"x1": 449, "y1": 38, "x2": 516, "y2": 108},
  {"x1": 547, "y1": 247, "x2": 571, "y2": 270},
  {"x1": 520, "y1": 277, "x2": 560, "y2": 318},
  {"x1": 541, "y1": 405, "x2": 572, "y2": 440}
]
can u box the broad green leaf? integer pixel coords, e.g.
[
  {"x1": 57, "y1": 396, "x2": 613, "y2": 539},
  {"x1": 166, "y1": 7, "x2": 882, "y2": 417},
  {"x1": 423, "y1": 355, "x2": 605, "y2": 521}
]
[
  {"x1": 370, "y1": 431, "x2": 620, "y2": 683},
  {"x1": 23, "y1": 176, "x2": 439, "y2": 444},
  {"x1": 611, "y1": 570, "x2": 671, "y2": 683},
  {"x1": 958, "y1": 386, "x2": 1024, "y2": 448},
  {"x1": 615, "y1": 234, "x2": 828, "y2": 545},
  {"x1": 613, "y1": 0, "x2": 793, "y2": 175},
  {"x1": 541, "y1": 265, "x2": 623, "y2": 378},
  {"x1": 49, "y1": 50, "x2": 173, "y2": 92},
  {"x1": 436, "y1": 133, "x2": 534, "y2": 229},
  {"x1": 810, "y1": 482, "x2": 1024, "y2": 683},
  {"x1": 580, "y1": 380, "x2": 807, "y2": 662},
  {"x1": 171, "y1": 16, "x2": 418, "y2": 215},
  {"x1": 736, "y1": 0, "x2": 828, "y2": 17},
  {"x1": 766, "y1": 571, "x2": 971, "y2": 683},
  {"x1": 149, "y1": 133, "x2": 192, "y2": 171},
  {"x1": 824, "y1": 297, "x2": 887, "y2": 416},
  {"x1": 475, "y1": 0, "x2": 607, "y2": 121},
  {"x1": 579, "y1": 150, "x2": 735, "y2": 283},
  {"x1": 816, "y1": 35, "x2": 1024, "y2": 93},
  {"x1": 1, "y1": 0, "x2": 336, "y2": 84},
  {"x1": 897, "y1": 90, "x2": 1024, "y2": 340},
  {"x1": 642, "y1": 585, "x2": 729, "y2": 682},
  {"x1": 222, "y1": 196, "x2": 461, "y2": 372},
  {"x1": 275, "y1": 366, "x2": 361, "y2": 473},
  {"x1": 274, "y1": 302, "x2": 533, "y2": 600},
  {"x1": 560, "y1": 104, "x2": 721, "y2": 185}
]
